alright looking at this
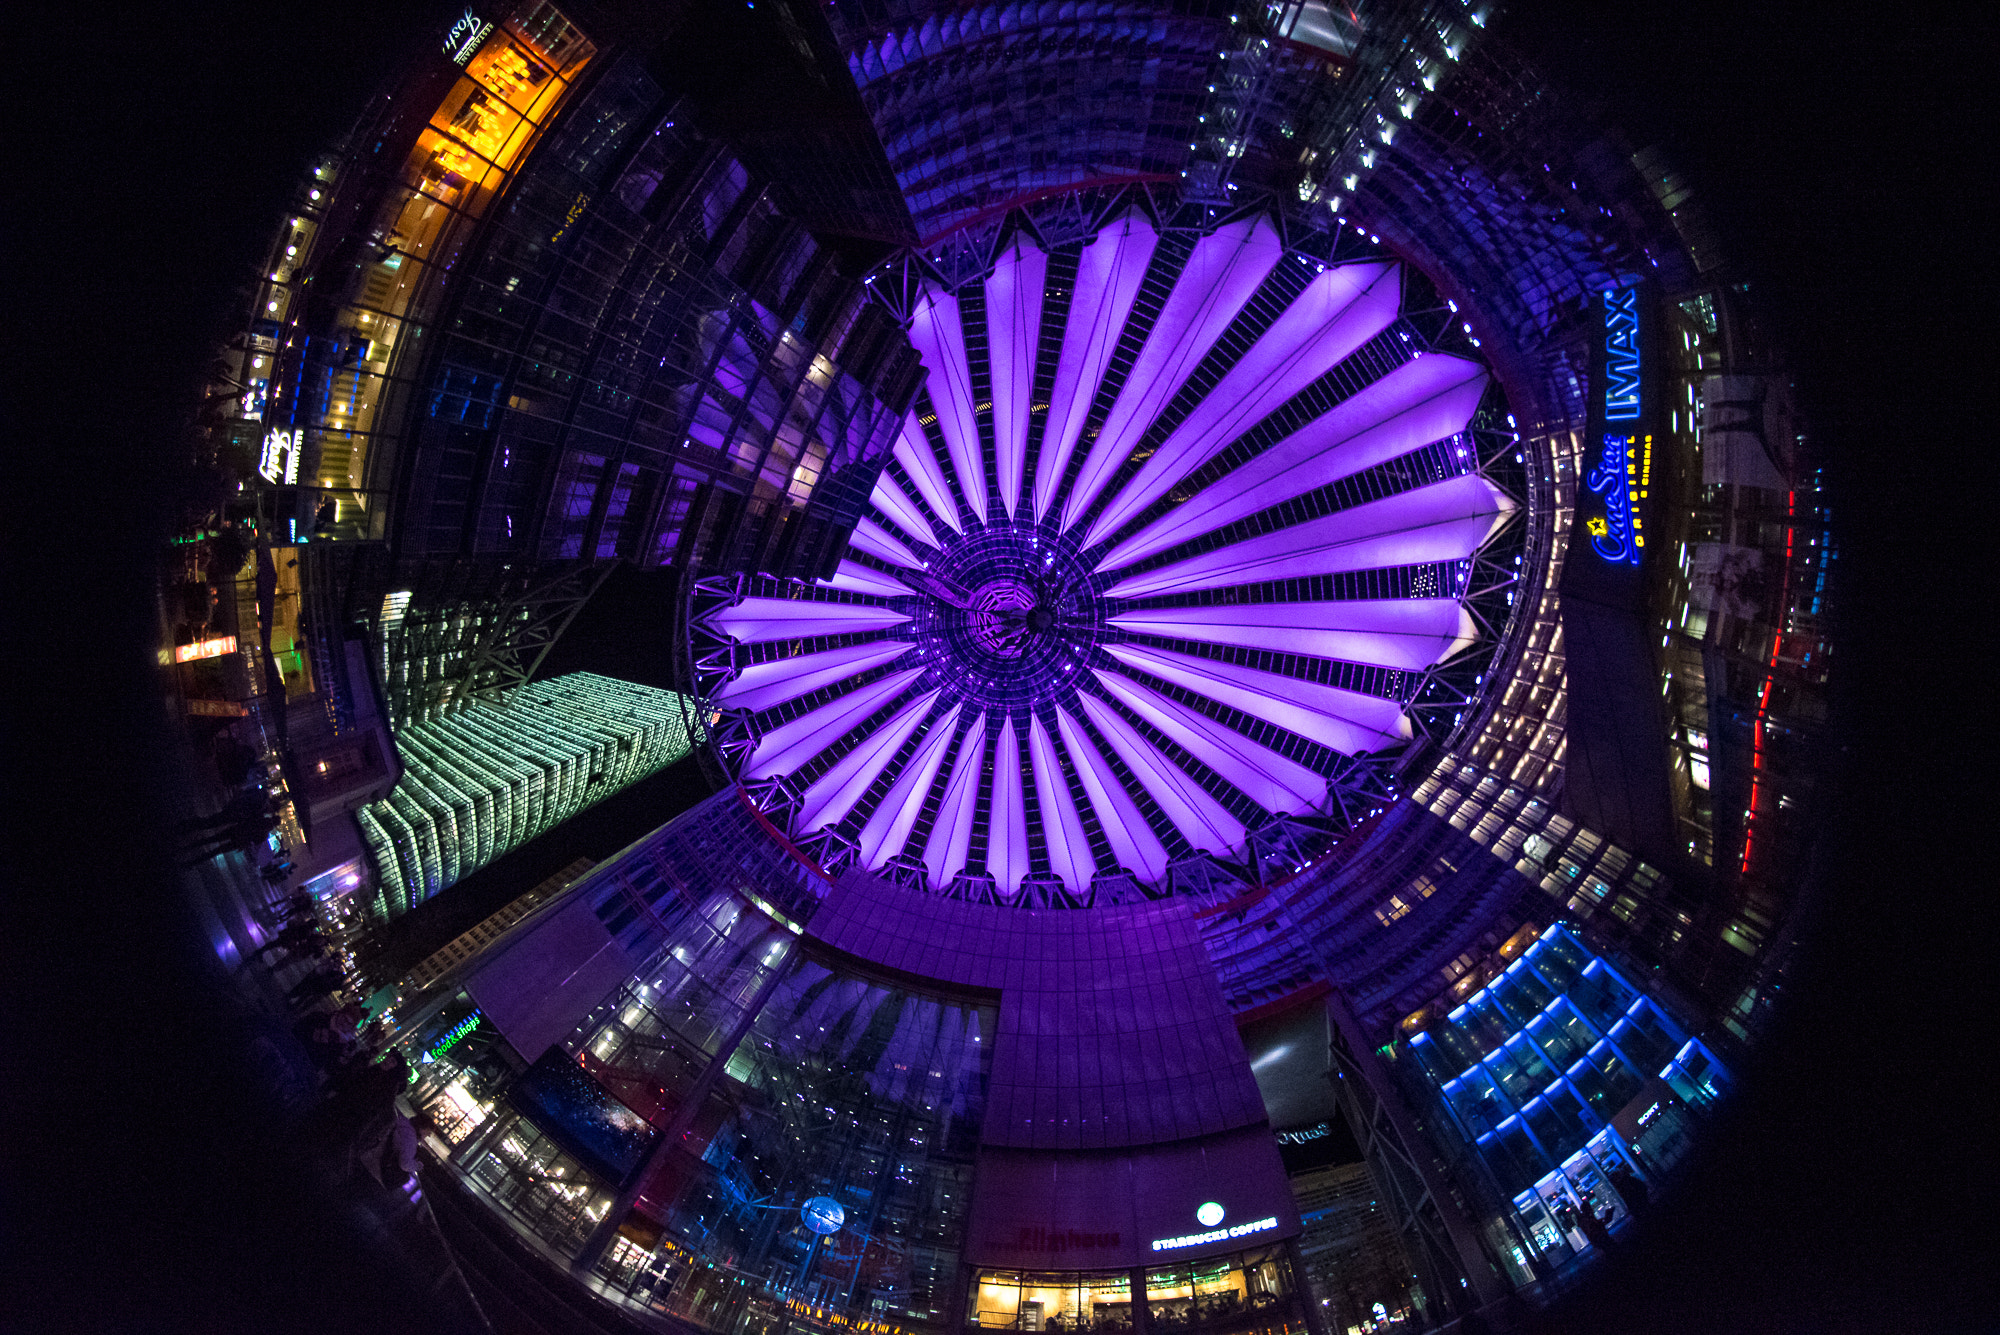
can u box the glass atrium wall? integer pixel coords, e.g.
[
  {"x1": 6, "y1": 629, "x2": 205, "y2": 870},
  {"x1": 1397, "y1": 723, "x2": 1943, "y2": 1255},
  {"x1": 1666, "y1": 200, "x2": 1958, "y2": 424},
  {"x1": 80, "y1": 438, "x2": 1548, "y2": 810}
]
[
  {"x1": 394, "y1": 59, "x2": 918, "y2": 571},
  {"x1": 1141, "y1": 1248, "x2": 1297, "y2": 1335},
  {"x1": 232, "y1": 1, "x2": 600, "y2": 546},
  {"x1": 425, "y1": 809, "x2": 994, "y2": 1335},
  {"x1": 595, "y1": 963, "x2": 992, "y2": 1335}
]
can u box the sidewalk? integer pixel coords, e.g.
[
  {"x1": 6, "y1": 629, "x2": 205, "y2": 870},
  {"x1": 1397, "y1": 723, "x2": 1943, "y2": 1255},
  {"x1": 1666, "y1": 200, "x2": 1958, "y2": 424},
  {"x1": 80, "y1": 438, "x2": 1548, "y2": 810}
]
[{"x1": 151, "y1": 543, "x2": 491, "y2": 1332}]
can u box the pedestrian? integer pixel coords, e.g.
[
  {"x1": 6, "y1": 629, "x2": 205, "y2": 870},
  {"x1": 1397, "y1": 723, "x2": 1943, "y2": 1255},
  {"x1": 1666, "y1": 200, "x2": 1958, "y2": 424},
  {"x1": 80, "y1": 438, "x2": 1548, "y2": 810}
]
[
  {"x1": 1607, "y1": 1163, "x2": 1650, "y2": 1211},
  {"x1": 174, "y1": 789, "x2": 264, "y2": 832},
  {"x1": 286, "y1": 964, "x2": 344, "y2": 1008},
  {"x1": 1575, "y1": 1197, "x2": 1614, "y2": 1252},
  {"x1": 179, "y1": 813, "x2": 280, "y2": 863},
  {"x1": 377, "y1": 1113, "x2": 423, "y2": 1196},
  {"x1": 252, "y1": 920, "x2": 323, "y2": 962},
  {"x1": 271, "y1": 890, "x2": 315, "y2": 923}
]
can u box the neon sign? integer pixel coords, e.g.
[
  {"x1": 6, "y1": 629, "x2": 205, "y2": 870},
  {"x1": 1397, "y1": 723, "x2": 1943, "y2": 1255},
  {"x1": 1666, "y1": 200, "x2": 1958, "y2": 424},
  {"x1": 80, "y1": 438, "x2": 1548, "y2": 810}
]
[
  {"x1": 175, "y1": 635, "x2": 239, "y2": 663},
  {"x1": 1583, "y1": 431, "x2": 1651, "y2": 566},
  {"x1": 443, "y1": 9, "x2": 495, "y2": 65},
  {"x1": 1150, "y1": 1216, "x2": 1277, "y2": 1251},
  {"x1": 1602, "y1": 286, "x2": 1641, "y2": 421},
  {"x1": 424, "y1": 1010, "x2": 484, "y2": 1064},
  {"x1": 258, "y1": 427, "x2": 302, "y2": 485}
]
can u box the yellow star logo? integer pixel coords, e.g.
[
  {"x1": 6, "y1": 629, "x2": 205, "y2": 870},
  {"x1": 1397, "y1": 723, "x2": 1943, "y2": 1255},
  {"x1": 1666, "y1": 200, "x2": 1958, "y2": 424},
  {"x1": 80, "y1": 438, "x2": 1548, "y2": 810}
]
[{"x1": 1586, "y1": 517, "x2": 1608, "y2": 537}]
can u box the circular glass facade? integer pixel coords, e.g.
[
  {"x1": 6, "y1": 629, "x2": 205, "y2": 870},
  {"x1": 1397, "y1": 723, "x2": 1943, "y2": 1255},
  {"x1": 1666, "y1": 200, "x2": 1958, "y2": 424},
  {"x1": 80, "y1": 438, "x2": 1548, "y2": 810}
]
[{"x1": 95, "y1": 0, "x2": 1863, "y2": 1329}]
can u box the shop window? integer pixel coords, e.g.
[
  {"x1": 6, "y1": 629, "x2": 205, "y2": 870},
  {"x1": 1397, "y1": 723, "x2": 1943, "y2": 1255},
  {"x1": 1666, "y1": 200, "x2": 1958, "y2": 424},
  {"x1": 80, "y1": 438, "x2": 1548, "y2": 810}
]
[
  {"x1": 973, "y1": 1272, "x2": 1130, "y2": 1332},
  {"x1": 700, "y1": 161, "x2": 751, "y2": 240},
  {"x1": 596, "y1": 463, "x2": 650, "y2": 559},
  {"x1": 546, "y1": 449, "x2": 607, "y2": 558},
  {"x1": 1486, "y1": 1118, "x2": 1551, "y2": 1197},
  {"x1": 1607, "y1": 1004, "x2": 1679, "y2": 1075},
  {"x1": 1482, "y1": 972, "x2": 1537, "y2": 1028},
  {"x1": 466, "y1": 1112, "x2": 612, "y2": 1257},
  {"x1": 1565, "y1": 963, "x2": 1637, "y2": 1034},
  {"x1": 1143, "y1": 1246, "x2": 1292, "y2": 1332},
  {"x1": 1519, "y1": 1009, "x2": 1577, "y2": 1074},
  {"x1": 1443, "y1": 1067, "x2": 1509, "y2": 1139}
]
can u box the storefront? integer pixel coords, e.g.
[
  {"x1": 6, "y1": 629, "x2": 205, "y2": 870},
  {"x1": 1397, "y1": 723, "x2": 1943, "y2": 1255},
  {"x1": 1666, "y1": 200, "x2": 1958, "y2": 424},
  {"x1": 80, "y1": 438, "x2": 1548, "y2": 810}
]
[{"x1": 968, "y1": 1248, "x2": 1303, "y2": 1335}]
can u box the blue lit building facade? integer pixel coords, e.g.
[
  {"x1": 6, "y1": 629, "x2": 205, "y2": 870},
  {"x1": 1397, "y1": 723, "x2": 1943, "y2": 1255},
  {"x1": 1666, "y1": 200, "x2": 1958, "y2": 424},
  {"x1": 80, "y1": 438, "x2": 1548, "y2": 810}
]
[
  {"x1": 1399, "y1": 925, "x2": 1728, "y2": 1276},
  {"x1": 186, "y1": 2, "x2": 1835, "y2": 1332}
]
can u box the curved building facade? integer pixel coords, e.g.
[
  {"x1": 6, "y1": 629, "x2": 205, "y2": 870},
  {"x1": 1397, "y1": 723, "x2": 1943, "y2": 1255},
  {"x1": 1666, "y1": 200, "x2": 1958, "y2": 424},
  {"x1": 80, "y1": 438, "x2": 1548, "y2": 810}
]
[{"x1": 182, "y1": 2, "x2": 1835, "y2": 1332}]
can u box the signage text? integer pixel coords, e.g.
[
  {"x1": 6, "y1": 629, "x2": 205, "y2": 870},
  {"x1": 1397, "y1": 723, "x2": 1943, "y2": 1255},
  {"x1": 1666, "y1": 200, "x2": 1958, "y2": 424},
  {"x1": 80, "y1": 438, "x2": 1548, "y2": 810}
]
[
  {"x1": 1603, "y1": 286, "x2": 1641, "y2": 421},
  {"x1": 1583, "y1": 432, "x2": 1651, "y2": 566},
  {"x1": 444, "y1": 8, "x2": 495, "y2": 65},
  {"x1": 259, "y1": 427, "x2": 302, "y2": 485},
  {"x1": 1012, "y1": 1226, "x2": 1120, "y2": 1253},
  {"x1": 175, "y1": 635, "x2": 239, "y2": 663},
  {"x1": 427, "y1": 1010, "x2": 485, "y2": 1063},
  {"x1": 1151, "y1": 1216, "x2": 1277, "y2": 1252}
]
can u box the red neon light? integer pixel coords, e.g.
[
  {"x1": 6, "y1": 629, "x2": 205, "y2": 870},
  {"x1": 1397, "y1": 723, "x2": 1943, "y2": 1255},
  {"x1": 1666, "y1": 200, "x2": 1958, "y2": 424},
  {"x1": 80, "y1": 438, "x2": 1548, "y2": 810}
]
[
  {"x1": 1740, "y1": 490, "x2": 1797, "y2": 876},
  {"x1": 174, "y1": 635, "x2": 239, "y2": 662},
  {"x1": 736, "y1": 786, "x2": 834, "y2": 886}
]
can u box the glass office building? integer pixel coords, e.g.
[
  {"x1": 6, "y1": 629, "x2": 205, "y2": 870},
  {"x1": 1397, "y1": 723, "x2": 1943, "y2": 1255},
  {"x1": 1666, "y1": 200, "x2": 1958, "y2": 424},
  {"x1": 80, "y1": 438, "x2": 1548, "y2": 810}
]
[
  {"x1": 180, "y1": 0, "x2": 1837, "y2": 1330},
  {"x1": 356, "y1": 672, "x2": 697, "y2": 919},
  {"x1": 1397, "y1": 924, "x2": 1728, "y2": 1277}
]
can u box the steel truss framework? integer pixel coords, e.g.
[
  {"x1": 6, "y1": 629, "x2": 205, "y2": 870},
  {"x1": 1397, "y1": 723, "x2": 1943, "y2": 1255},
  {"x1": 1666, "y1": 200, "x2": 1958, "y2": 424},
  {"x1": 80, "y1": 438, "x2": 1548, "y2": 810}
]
[
  {"x1": 685, "y1": 200, "x2": 1536, "y2": 908},
  {"x1": 1324, "y1": 987, "x2": 1512, "y2": 1326},
  {"x1": 387, "y1": 560, "x2": 619, "y2": 729}
]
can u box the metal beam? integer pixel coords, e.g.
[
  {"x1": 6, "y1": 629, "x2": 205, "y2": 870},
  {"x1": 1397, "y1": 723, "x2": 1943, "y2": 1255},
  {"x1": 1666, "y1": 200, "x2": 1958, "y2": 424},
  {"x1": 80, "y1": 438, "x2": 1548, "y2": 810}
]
[
  {"x1": 1322, "y1": 987, "x2": 1511, "y2": 1327},
  {"x1": 404, "y1": 560, "x2": 619, "y2": 725}
]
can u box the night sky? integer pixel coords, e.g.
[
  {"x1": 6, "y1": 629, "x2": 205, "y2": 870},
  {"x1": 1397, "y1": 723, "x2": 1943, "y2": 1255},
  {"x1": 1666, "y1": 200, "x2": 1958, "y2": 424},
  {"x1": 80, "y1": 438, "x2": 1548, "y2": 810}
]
[{"x1": 7, "y1": 2, "x2": 1984, "y2": 1331}]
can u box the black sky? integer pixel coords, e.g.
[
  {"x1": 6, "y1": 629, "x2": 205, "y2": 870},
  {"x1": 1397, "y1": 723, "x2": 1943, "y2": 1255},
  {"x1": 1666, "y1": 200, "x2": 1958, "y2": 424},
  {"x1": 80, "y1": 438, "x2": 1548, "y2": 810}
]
[{"x1": 6, "y1": 1, "x2": 1986, "y2": 1331}]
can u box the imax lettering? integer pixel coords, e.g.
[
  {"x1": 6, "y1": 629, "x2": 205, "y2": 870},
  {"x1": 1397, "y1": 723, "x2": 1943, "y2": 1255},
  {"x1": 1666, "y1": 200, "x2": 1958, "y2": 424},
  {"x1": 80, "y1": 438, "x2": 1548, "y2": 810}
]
[{"x1": 1603, "y1": 286, "x2": 1642, "y2": 421}]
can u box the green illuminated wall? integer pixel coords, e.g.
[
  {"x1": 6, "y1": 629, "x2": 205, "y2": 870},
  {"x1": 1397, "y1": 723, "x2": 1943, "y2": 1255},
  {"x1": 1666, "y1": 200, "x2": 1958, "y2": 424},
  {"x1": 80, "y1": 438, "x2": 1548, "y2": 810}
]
[{"x1": 358, "y1": 673, "x2": 698, "y2": 920}]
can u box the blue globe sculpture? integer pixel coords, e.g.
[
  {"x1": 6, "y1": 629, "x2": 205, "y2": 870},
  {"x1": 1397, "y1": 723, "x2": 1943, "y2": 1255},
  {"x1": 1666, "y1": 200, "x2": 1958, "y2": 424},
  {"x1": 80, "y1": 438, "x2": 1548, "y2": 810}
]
[{"x1": 801, "y1": 1197, "x2": 845, "y2": 1235}]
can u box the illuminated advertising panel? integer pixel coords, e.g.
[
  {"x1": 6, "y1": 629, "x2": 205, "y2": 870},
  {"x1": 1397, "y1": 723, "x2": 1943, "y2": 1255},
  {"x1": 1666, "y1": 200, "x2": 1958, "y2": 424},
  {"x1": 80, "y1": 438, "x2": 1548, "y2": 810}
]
[
  {"x1": 442, "y1": 8, "x2": 495, "y2": 65},
  {"x1": 506, "y1": 1045, "x2": 659, "y2": 1186},
  {"x1": 1577, "y1": 283, "x2": 1656, "y2": 571},
  {"x1": 258, "y1": 427, "x2": 302, "y2": 485},
  {"x1": 175, "y1": 635, "x2": 239, "y2": 663}
]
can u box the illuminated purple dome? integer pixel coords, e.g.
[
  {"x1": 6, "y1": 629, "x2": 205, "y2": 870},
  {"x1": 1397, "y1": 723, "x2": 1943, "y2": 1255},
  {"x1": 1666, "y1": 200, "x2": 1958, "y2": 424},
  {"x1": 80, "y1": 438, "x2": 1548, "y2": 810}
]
[{"x1": 693, "y1": 213, "x2": 1518, "y2": 902}]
